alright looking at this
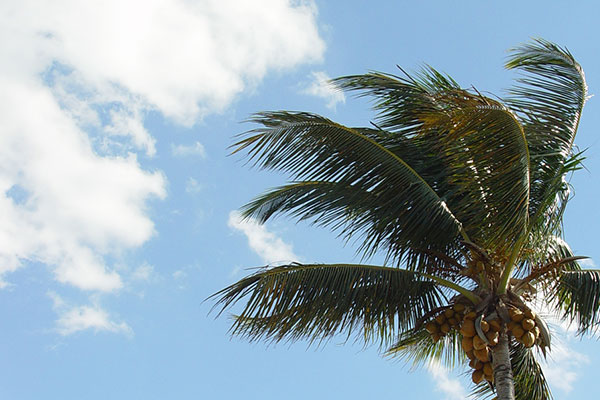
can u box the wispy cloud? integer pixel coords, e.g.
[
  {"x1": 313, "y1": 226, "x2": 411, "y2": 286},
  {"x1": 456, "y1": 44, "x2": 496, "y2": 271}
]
[
  {"x1": 171, "y1": 142, "x2": 207, "y2": 159},
  {"x1": 49, "y1": 292, "x2": 133, "y2": 337},
  {"x1": 302, "y1": 71, "x2": 345, "y2": 110},
  {"x1": 228, "y1": 211, "x2": 299, "y2": 265},
  {"x1": 542, "y1": 336, "x2": 589, "y2": 393},
  {"x1": 185, "y1": 177, "x2": 203, "y2": 194},
  {"x1": 131, "y1": 262, "x2": 156, "y2": 282},
  {"x1": 427, "y1": 361, "x2": 468, "y2": 400}
]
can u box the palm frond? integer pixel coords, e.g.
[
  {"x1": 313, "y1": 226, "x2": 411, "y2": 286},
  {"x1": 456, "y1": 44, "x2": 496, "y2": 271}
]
[
  {"x1": 234, "y1": 112, "x2": 465, "y2": 263},
  {"x1": 505, "y1": 39, "x2": 587, "y2": 236},
  {"x1": 552, "y1": 269, "x2": 600, "y2": 335},
  {"x1": 210, "y1": 263, "x2": 446, "y2": 346},
  {"x1": 385, "y1": 327, "x2": 464, "y2": 369},
  {"x1": 336, "y1": 69, "x2": 530, "y2": 251},
  {"x1": 241, "y1": 180, "x2": 472, "y2": 276}
]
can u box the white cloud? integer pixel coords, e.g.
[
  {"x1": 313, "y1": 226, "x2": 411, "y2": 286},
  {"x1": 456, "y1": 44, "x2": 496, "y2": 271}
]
[
  {"x1": 185, "y1": 177, "x2": 202, "y2": 194},
  {"x1": 228, "y1": 211, "x2": 299, "y2": 265},
  {"x1": 49, "y1": 292, "x2": 133, "y2": 337},
  {"x1": 131, "y1": 263, "x2": 156, "y2": 282},
  {"x1": 171, "y1": 142, "x2": 207, "y2": 158},
  {"x1": 302, "y1": 71, "x2": 345, "y2": 110},
  {"x1": 0, "y1": 0, "x2": 325, "y2": 292},
  {"x1": 542, "y1": 336, "x2": 589, "y2": 393},
  {"x1": 527, "y1": 298, "x2": 590, "y2": 394},
  {"x1": 427, "y1": 361, "x2": 468, "y2": 400}
]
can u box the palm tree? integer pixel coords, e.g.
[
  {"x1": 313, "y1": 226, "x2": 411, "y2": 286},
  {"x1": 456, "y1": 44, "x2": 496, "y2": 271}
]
[{"x1": 211, "y1": 39, "x2": 598, "y2": 400}]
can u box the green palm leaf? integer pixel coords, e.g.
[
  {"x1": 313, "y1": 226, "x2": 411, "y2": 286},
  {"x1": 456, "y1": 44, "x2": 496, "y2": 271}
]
[
  {"x1": 553, "y1": 269, "x2": 600, "y2": 334},
  {"x1": 335, "y1": 69, "x2": 530, "y2": 251},
  {"x1": 210, "y1": 263, "x2": 446, "y2": 346},
  {"x1": 505, "y1": 39, "x2": 588, "y2": 236},
  {"x1": 385, "y1": 327, "x2": 464, "y2": 369},
  {"x1": 234, "y1": 112, "x2": 465, "y2": 263}
]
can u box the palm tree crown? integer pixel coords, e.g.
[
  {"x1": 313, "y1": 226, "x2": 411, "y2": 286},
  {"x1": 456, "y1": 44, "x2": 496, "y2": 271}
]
[{"x1": 212, "y1": 39, "x2": 597, "y2": 400}]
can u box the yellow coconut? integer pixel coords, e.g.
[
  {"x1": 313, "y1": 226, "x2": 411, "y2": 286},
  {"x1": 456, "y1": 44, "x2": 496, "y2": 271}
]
[
  {"x1": 474, "y1": 347, "x2": 490, "y2": 362},
  {"x1": 483, "y1": 362, "x2": 493, "y2": 376},
  {"x1": 521, "y1": 318, "x2": 535, "y2": 331},
  {"x1": 453, "y1": 303, "x2": 466, "y2": 313},
  {"x1": 468, "y1": 358, "x2": 479, "y2": 369},
  {"x1": 507, "y1": 321, "x2": 518, "y2": 332},
  {"x1": 462, "y1": 336, "x2": 474, "y2": 352},
  {"x1": 472, "y1": 369, "x2": 484, "y2": 384},
  {"x1": 512, "y1": 325, "x2": 525, "y2": 339},
  {"x1": 480, "y1": 319, "x2": 490, "y2": 333},
  {"x1": 522, "y1": 331, "x2": 535, "y2": 347},
  {"x1": 524, "y1": 308, "x2": 536, "y2": 320},
  {"x1": 486, "y1": 331, "x2": 499, "y2": 347},
  {"x1": 472, "y1": 335, "x2": 487, "y2": 351},
  {"x1": 440, "y1": 323, "x2": 451, "y2": 334},
  {"x1": 460, "y1": 320, "x2": 476, "y2": 337},
  {"x1": 464, "y1": 311, "x2": 477, "y2": 320},
  {"x1": 488, "y1": 319, "x2": 502, "y2": 332},
  {"x1": 533, "y1": 326, "x2": 540, "y2": 340},
  {"x1": 509, "y1": 308, "x2": 525, "y2": 322},
  {"x1": 426, "y1": 322, "x2": 439, "y2": 334}
]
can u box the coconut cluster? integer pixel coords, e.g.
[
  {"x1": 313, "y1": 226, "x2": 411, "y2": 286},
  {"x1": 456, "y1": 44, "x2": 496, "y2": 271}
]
[
  {"x1": 424, "y1": 303, "x2": 466, "y2": 342},
  {"x1": 424, "y1": 304, "x2": 502, "y2": 385},
  {"x1": 460, "y1": 313, "x2": 502, "y2": 384},
  {"x1": 506, "y1": 306, "x2": 539, "y2": 348}
]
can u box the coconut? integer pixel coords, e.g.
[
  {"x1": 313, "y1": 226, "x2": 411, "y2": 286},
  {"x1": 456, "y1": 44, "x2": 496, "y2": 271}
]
[
  {"x1": 488, "y1": 319, "x2": 502, "y2": 332},
  {"x1": 435, "y1": 314, "x2": 446, "y2": 324},
  {"x1": 460, "y1": 320, "x2": 476, "y2": 337},
  {"x1": 444, "y1": 308, "x2": 455, "y2": 318},
  {"x1": 521, "y1": 318, "x2": 535, "y2": 331},
  {"x1": 465, "y1": 350, "x2": 475, "y2": 360},
  {"x1": 472, "y1": 335, "x2": 487, "y2": 351},
  {"x1": 483, "y1": 362, "x2": 493, "y2": 376},
  {"x1": 453, "y1": 303, "x2": 466, "y2": 313},
  {"x1": 512, "y1": 325, "x2": 525, "y2": 339},
  {"x1": 485, "y1": 373, "x2": 494, "y2": 383},
  {"x1": 432, "y1": 333, "x2": 442, "y2": 343},
  {"x1": 468, "y1": 358, "x2": 479, "y2": 369},
  {"x1": 486, "y1": 331, "x2": 499, "y2": 347},
  {"x1": 509, "y1": 308, "x2": 525, "y2": 322},
  {"x1": 533, "y1": 326, "x2": 540, "y2": 340},
  {"x1": 464, "y1": 311, "x2": 477, "y2": 320},
  {"x1": 522, "y1": 331, "x2": 535, "y2": 347},
  {"x1": 472, "y1": 369, "x2": 484, "y2": 384},
  {"x1": 448, "y1": 317, "x2": 458, "y2": 326},
  {"x1": 474, "y1": 347, "x2": 490, "y2": 362},
  {"x1": 479, "y1": 319, "x2": 490, "y2": 333},
  {"x1": 440, "y1": 323, "x2": 451, "y2": 334},
  {"x1": 507, "y1": 321, "x2": 517, "y2": 332},
  {"x1": 462, "y1": 336, "x2": 474, "y2": 352},
  {"x1": 524, "y1": 308, "x2": 536, "y2": 320},
  {"x1": 425, "y1": 322, "x2": 439, "y2": 334}
]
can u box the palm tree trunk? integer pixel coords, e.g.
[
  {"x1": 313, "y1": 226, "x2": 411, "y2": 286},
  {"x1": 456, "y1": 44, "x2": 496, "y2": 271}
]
[{"x1": 492, "y1": 330, "x2": 515, "y2": 400}]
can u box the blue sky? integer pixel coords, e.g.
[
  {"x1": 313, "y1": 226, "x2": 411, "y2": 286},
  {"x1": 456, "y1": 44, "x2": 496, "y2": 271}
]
[{"x1": 1, "y1": 1, "x2": 599, "y2": 399}]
